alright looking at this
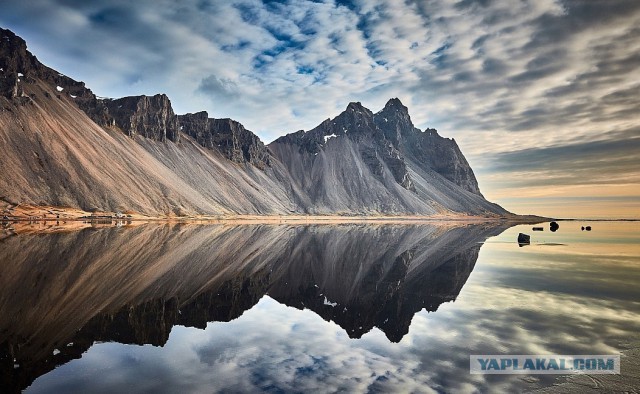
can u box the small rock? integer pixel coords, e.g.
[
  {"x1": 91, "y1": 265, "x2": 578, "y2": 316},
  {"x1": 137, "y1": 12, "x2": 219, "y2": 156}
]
[
  {"x1": 550, "y1": 221, "x2": 559, "y2": 232},
  {"x1": 585, "y1": 226, "x2": 591, "y2": 231},
  {"x1": 532, "y1": 227, "x2": 543, "y2": 231},
  {"x1": 518, "y1": 233, "x2": 530, "y2": 244}
]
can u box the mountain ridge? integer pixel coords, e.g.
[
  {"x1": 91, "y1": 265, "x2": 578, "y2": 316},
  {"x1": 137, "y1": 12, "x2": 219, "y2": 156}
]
[{"x1": 0, "y1": 27, "x2": 512, "y2": 218}]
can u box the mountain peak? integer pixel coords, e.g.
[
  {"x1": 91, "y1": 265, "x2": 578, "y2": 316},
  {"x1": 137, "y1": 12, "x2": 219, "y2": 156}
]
[
  {"x1": 0, "y1": 27, "x2": 26, "y2": 50},
  {"x1": 346, "y1": 101, "x2": 366, "y2": 111},
  {"x1": 374, "y1": 98, "x2": 414, "y2": 145},
  {"x1": 385, "y1": 97, "x2": 405, "y2": 109},
  {"x1": 0, "y1": 28, "x2": 39, "y2": 99},
  {"x1": 381, "y1": 97, "x2": 409, "y2": 115}
]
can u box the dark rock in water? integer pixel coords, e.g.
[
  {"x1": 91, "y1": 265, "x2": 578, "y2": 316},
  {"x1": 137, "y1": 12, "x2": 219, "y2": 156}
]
[
  {"x1": 585, "y1": 226, "x2": 592, "y2": 231},
  {"x1": 517, "y1": 233, "x2": 530, "y2": 244},
  {"x1": 581, "y1": 226, "x2": 585, "y2": 231},
  {"x1": 532, "y1": 227, "x2": 543, "y2": 231},
  {"x1": 550, "y1": 221, "x2": 559, "y2": 232}
]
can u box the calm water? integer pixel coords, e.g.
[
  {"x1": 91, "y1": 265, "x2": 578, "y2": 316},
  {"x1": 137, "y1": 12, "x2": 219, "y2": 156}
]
[{"x1": 1, "y1": 221, "x2": 638, "y2": 393}]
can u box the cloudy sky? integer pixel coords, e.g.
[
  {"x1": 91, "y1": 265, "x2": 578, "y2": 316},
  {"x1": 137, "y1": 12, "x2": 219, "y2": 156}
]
[{"x1": 1, "y1": 0, "x2": 639, "y2": 218}]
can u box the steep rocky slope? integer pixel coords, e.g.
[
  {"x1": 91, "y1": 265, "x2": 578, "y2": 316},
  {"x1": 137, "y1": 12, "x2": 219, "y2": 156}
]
[
  {"x1": 0, "y1": 28, "x2": 296, "y2": 216},
  {"x1": 269, "y1": 100, "x2": 507, "y2": 215},
  {"x1": 0, "y1": 27, "x2": 509, "y2": 217}
]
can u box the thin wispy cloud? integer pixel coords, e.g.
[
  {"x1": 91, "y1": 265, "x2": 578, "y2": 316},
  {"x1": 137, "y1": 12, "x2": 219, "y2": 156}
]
[{"x1": 1, "y1": 0, "x2": 638, "y2": 216}]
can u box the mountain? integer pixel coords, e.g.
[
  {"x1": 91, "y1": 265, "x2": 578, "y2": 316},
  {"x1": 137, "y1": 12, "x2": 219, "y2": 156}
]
[
  {"x1": 0, "y1": 27, "x2": 509, "y2": 217},
  {"x1": 269, "y1": 99, "x2": 506, "y2": 215},
  {"x1": 0, "y1": 28, "x2": 295, "y2": 216}
]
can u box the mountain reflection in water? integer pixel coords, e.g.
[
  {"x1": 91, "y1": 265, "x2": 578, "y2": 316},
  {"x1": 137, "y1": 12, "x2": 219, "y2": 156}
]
[{"x1": 0, "y1": 222, "x2": 508, "y2": 392}]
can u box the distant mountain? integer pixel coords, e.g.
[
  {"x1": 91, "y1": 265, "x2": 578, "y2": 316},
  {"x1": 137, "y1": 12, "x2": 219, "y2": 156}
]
[{"x1": 0, "y1": 27, "x2": 509, "y2": 217}]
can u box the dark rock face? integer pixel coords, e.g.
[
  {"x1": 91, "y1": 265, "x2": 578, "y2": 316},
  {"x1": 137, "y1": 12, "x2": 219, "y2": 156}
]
[
  {"x1": 176, "y1": 111, "x2": 210, "y2": 145},
  {"x1": 82, "y1": 98, "x2": 273, "y2": 165},
  {"x1": 356, "y1": 139, "x2": 415, "y2": 191},
  {"x1": 374, "y1": 98, "x2": 483, "y2": 196},
  {"x1": 210, "y1": 118, "x2": 271, "y2": 168},
  {"x1": 0, "y1": 28, "x2": 30, "y2": 99},
  {"x1": 379, "y1": 140, "x2": 415, "y2": 190},
  {"x1": 79, "y1": 94, "x2": 181, "y2": 142},
  {"x1": 273, "y1": 102, "x2": 382, "y2": 153},
  {"x1": 374, "y1": 97, "x2": 414, "y2": 146},
  {"x1": 0, "y1": 28, "x2": 93, "y2": 101},
  {"x1": 178, "y1": 112, "x2": 271, "y2": 169},
  {"x1": 99, "y1": 94, "x2": 180, "y2": 142}
]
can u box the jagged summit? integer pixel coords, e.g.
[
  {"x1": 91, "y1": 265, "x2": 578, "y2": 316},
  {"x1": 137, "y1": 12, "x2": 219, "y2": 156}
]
[
  {"x1": 382, "y1": 97, "x2": 408, "y2": 112},
  {"x1": 0, "y1": 27, "x2": 509, "y2": 217},
  {"x1": 375, "y1": 98, "x2": 415, "y2": 145},
  {"x1": 269, "y1": 99, "x2": 507, "y2": 215},
  {"x1": 346, "y1": 101, "x2": 370, "y2": 112}
]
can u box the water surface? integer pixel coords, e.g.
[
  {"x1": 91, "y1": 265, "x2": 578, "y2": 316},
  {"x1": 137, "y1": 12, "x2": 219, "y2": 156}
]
[{"x1": 1, "y1": 221, "x2": 638, "y2": 393}]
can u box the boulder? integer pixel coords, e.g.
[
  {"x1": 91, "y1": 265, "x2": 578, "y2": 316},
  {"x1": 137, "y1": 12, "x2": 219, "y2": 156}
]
[
  {"x1": 517, "y1": 233, "x2": 530, "y2": 244},
  {"x1": 550, "y1": 221, "x2": 559, "y2": 232}
]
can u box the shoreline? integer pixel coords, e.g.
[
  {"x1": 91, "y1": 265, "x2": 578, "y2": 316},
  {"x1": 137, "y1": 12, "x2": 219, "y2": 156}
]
[
  {"x1": 0, "y1": 203, "x2": 548, "y2": 224},
  {"x1": 0, "y1": 203, "x2": 550, "y2": 235},
  {"x1": 1, "y1": 215, "x2": 546, "y2": 237},
  {"x1": 1, "y1": 214, "x2": 547, "y2": 225}
]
